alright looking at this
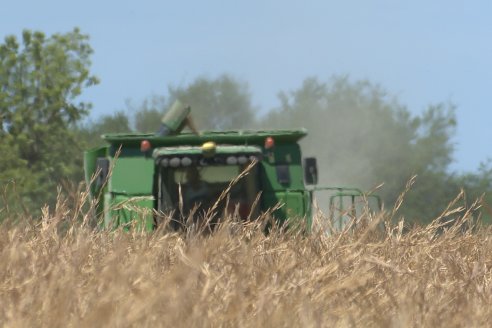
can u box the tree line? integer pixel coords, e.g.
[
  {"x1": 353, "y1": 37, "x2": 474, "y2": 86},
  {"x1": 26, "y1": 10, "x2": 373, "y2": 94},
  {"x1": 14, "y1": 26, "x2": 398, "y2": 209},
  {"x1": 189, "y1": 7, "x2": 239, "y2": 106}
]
[{"x1": 1, "y1": 28, "x2": 490, "y2": 223}]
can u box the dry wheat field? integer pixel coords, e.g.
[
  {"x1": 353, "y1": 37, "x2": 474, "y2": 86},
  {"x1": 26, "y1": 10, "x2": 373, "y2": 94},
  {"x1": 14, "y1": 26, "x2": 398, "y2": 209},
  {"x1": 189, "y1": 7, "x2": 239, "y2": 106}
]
[{"x1": 1, "y1": 191, "x2": 492, "y2": 327}]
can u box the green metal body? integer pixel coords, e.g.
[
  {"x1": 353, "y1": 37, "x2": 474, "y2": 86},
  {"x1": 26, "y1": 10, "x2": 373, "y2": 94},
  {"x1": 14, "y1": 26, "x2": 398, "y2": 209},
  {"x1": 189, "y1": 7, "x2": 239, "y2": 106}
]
[
  {"x1": 84, "y1": 129, "x2": 313, "y2": 231},
  {"x1": 84, "y1": 129, "x2": 380, "y2": 232}
]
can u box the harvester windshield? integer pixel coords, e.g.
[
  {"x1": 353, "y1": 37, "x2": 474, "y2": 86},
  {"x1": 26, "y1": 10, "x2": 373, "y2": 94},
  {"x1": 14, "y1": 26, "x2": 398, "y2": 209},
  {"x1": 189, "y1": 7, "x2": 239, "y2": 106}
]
[{"x1": 155, "y1": 145, "x2": 261, "y2": 226}]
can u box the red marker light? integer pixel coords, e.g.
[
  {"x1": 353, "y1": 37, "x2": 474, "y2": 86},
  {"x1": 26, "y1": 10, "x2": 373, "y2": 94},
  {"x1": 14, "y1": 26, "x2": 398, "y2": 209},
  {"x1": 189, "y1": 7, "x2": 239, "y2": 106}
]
[
  {"x1": 265, "y1": 137, "x2": 275, "y2": 149},
  {"x1": 140, "y1": 140, "x2": 151, "y2": 152}
]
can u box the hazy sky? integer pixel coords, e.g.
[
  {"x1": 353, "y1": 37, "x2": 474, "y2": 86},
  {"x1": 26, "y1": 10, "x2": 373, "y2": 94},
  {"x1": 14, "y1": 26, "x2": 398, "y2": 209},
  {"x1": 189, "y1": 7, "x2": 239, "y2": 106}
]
[{"x1": 2, "y1": 0, "x2": 491, "y2": 172}]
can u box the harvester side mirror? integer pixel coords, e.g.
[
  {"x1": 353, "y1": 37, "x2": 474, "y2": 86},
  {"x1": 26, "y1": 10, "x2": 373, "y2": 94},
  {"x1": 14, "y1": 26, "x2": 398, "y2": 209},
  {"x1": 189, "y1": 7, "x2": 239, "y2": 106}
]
[{"x1": 304, "y1": 157, "x2": 318, "y2": 185}]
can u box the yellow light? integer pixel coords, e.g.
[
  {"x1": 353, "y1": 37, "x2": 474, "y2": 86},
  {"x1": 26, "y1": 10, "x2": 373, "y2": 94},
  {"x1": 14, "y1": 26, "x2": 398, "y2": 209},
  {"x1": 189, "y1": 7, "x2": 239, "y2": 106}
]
[{"x1": 201, "y1": 141, "x2": 216, "y2": 157}]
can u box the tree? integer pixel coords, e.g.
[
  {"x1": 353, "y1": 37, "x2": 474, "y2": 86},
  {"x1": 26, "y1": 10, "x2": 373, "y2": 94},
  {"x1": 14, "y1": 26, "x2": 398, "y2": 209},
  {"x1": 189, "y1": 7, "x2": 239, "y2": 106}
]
[
  {"x1": 78, "y1": 111, "x2": 132, "y2": 148},
  {"x1": 455, "y1": 161, "x2": 492, "y2": 224},
  {"x1": 78, "y1": 97, "x2": 164, "y2": 149},
  {"x1": 0, "y1": 28, "x2": 98, "y2": 212},
  {"x1": 118, "y1": 75, "x2": 257, "y2": 134},
  {"x1": 263, "y1": 76, "x2": 458, "y2": 223},
  {"x1": 167, "y1": 75, "x2": 257, "y2": 130},
  {"x1": 127, "y1": 95, "x2": 166, "y2": 133}
]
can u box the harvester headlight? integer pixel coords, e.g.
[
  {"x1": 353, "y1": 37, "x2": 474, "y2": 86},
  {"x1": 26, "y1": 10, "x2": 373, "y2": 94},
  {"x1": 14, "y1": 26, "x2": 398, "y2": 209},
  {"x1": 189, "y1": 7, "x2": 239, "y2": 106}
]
[
  {"x1": 226, "y1": 156, "x2": 238, "y2": 165},
  {"x1": 169, "y1": 157, "x2": 181, "y2": 168},
  {"x1": 237, "y1": 156, "x2": 248, "y2": 165},
  {"x1": 181, "y1": 157, "x2": 192, "y2": 167}
]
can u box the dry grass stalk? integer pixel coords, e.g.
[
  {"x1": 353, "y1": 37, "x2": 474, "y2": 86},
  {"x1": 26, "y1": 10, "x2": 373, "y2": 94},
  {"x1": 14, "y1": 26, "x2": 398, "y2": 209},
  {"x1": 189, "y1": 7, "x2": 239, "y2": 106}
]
[{"x1": 0, "y1": 186, "x2": 492, "y2": 327}]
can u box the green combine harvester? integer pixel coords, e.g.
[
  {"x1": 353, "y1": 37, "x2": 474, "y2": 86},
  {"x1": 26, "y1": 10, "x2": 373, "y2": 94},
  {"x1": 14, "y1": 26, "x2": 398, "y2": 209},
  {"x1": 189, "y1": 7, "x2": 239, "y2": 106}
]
[{"x1": 84, "y1": 101, "x2": 380, "y2": 232}]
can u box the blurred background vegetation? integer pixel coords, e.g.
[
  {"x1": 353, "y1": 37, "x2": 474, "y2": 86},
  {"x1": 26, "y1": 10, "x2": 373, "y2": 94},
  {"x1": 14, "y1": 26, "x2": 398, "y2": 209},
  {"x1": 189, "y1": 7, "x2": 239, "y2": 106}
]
[{"x1": 1, "y1": 28, "x2": 490, "y2": 224}]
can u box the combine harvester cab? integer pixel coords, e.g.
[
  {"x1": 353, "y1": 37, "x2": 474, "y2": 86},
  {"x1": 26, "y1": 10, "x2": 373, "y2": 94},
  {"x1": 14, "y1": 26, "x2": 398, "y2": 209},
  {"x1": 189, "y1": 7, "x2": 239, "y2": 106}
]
[{"x1": 84, "y1": 102, "x2": 379, "y2": 232}]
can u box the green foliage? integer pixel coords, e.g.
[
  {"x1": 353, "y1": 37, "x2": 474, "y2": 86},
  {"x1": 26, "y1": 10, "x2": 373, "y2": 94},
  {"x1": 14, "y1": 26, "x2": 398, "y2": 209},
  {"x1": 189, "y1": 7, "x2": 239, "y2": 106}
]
[
  {"x1": 78, "y1": 96, "x2": 166, "y2": 149},
  {"x1": 128, "y1": 95, "x2": 167, "y2": 133},
  {"x1": 167, "y1": 75, "x2": 256, "y2": 130},
  {"x1": 0, "y1": 28, "x2": 98, "y2": 213},
  {"x1": 80, "y1": 75, "x2": 257, "y2": 144},
  {"x1": 78, "y1": 111, "x2": 131, "y2": 148},
  {"x1": 456, "y1": 161, "x2": 492, "y2": 223}
]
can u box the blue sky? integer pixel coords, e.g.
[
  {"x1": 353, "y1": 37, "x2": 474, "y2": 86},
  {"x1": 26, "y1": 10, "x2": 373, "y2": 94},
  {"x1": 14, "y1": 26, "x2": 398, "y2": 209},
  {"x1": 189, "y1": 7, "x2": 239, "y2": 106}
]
[{"x1": 2, "y1": 0, "x2": 491, "y2": 172}]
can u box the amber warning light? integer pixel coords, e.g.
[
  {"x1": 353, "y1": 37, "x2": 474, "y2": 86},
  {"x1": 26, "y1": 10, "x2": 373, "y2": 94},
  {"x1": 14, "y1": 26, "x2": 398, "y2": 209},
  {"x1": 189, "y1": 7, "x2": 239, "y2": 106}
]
[
  {"x1": 201, "y1": 141, "x2": 217, "y2": 157},
  {"x1": 264, "y1": 137, "x2": 275, "y2": 149},
  {"x1": 140, "y1": 140, "x2": 151, "y2": 152}
]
